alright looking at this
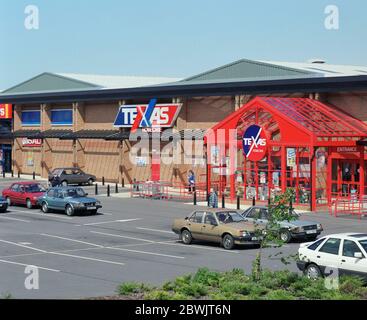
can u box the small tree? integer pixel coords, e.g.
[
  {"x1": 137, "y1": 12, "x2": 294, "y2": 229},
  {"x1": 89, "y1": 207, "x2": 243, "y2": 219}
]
[{"x1": 252, "y1": 188, "x2": 297, "y2": 281}]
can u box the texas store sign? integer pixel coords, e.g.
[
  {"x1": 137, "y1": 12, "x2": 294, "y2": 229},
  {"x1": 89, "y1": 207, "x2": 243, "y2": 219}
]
[
  {"x1": 242, "y1": 125, "x2": 268, "y2": 161},
  {"x1": 0, "y1": 104, "x2": 12, "y2": 119},
  {"x1": 113, "y1": 99, "x2": 182, "y2": 131}
]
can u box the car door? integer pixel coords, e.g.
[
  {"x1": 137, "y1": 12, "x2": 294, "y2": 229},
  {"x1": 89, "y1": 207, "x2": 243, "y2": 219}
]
[
  {"x1": 316, "y1": 237, "x2": 342, "y2": 274},
  {"x1": 187, "y1": 211, "x2": 205, "y2": 240},
  {"x1": 201, "y1": 212, "x2": 221, "y2": 242},
  {"x1": 18, "y1": 185, "x2": 28, "y2": 204},
  {"x1": 9, "y1": 184, "x2": 21, "y2": 204},
  {"x1": 339, "y1": 239, "x2": 367, "y2": 278},
  {"x1": 53, "y1": 189, "x2": 66, "y2": 210},
  {"x1": 244, "y1": 207, "x2": 266, "y2": 225},
  {"x1": 45, "y1": 189, "x2": 57, "y2": 209}
]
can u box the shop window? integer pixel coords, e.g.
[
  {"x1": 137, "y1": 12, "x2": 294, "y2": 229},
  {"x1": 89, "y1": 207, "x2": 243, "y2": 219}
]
[
  {"x1": 51, "y1": 109, "x2": 73, "y2": 125},
  {"x1": 21, "y1": 110, "x2": 41, "y2": 126}
]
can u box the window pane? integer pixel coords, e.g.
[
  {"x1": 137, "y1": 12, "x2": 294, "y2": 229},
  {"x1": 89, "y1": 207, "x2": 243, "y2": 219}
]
[
  {"x1": 308, "y1": 238, "x2": 326, "y2": 251},
  {"x1": 21, "y1": 111, "x2": 41, "y2": 125},
  {"x1": 51, "y1": 110, "x2": 73, "y2": 125},
  {"x1": 343, "y1": 240, "x2": 363, "y2": 257},
  {"x1": 204, "y1": 212, "x2": 216, "y2": 224},
  {"x1": 319, "y1": 238, "x2": 341, "y2": 255}
]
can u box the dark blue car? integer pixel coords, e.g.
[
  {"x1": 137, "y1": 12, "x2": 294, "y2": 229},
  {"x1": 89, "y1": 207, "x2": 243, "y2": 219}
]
[
  {"x1": 37, "y1": 187, "x2": 102, "y2": 216},
  {"x1": 0, "y1": 197, "x2": 8, "y2": 213}
]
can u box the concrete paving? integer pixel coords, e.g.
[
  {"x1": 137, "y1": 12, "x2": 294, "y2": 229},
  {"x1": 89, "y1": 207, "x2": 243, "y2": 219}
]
[{"x1": 0, "y1": 177, "x2": 366, "y2": 299}]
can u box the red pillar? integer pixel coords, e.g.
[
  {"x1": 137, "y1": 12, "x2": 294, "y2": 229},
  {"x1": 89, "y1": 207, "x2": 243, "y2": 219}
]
[
  {"x1": 359, "y1": 146, "x2": 365, "y2": 198},
  {"x1": 327, "y1": 152, "x2": 332, "y2": 205},
  {"x1": 281, "y1": 146, "x2": 286, "y2": 192},
  {"x1": 311, "y1": 149, "x2": 317, "y2": 212}
]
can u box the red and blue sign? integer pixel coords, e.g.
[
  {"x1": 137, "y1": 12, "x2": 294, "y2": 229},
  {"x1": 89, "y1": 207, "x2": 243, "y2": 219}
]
[
  {"x1": 242, "y1": 125, "x2": 268, "y2": 161},
  {"x1": 114, "y1": 99, "x2": 182, "y2": 131}
]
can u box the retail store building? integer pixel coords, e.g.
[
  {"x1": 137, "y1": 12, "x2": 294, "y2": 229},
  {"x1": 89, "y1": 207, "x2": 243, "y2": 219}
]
[{"x1": 2, "y1": 59, "x2": 367, "y2": 210}]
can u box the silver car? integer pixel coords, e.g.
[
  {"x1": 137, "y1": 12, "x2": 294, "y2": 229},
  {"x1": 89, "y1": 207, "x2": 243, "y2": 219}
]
[{"x1": 241, "y1": 206, "x2": 323, "y2": 243}]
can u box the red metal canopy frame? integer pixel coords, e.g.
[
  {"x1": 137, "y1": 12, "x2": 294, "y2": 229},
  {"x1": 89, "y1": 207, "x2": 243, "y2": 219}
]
[{"x1": 205, "y1": 97, "x2": 367, "y2": 211}]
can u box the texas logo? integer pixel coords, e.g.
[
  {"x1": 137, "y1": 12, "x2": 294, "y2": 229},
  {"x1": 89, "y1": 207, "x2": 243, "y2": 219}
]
[
  {"x1": 242, "y1": 125, "x2": 268, "y2": 161},
  {"x1": 114, "y1": 99, "x2": 182, "y2": 131}
]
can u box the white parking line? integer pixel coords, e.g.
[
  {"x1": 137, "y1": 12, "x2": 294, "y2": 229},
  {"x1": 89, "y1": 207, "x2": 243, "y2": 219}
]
[
  {"x1": 7, "y1": 209, "x2": 73, "y2": 220},
  {"x1": 0, "y1": 239, "x2": 47, "y2": 253},
  {"x1": 136, "y1": 227, "x2": 173, "y2": 234},
  {"x1": 0, "y1": 259, "x2": 60, "y2": 272},
  {"x1": 106, "y1": 247, "x2": 185, "y2": 259},
  {"x1": 49, "y1": 252, "x2": 126, "y2": 266},
  {"x1": 40, "y1": 233, "x2": 104, "y2": 248},
  {"x1": 155, "y1": 241, "x2": 240, "y2": 254},
  {"x1": 0, "y1": 216, "x2": 30, "y2": 223},
  {"x1": 83, "y1": 218, "x2": 141, "y2": 226},
  {"x1": 90, "y1": 231, "x2": 156, "y2": 243}
]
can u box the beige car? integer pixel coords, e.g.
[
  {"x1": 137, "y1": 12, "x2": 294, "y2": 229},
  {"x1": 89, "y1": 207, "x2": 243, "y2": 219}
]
[{"x1": 172, "y1": 209, "x2": 263, "y2": 250}]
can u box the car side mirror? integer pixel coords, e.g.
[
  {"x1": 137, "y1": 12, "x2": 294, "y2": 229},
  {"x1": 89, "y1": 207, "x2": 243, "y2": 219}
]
[
  {"x1": 354, "y1": 252, "x2": 363, "y2": 259},
  {"x1": 85, "y1": 193, "x2": 88, "y2": 196},
  {"x1": 184, "y1": 217, "x2": 188, "y2": 220}
]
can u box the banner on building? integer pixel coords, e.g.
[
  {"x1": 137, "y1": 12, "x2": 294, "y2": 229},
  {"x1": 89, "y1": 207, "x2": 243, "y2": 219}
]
[
  {"x1": 0, "y1": 104, "x2": 12, "y2": 119},
  {"x1": 22, "y1": 138, "x2": 42, "y2": 147}
]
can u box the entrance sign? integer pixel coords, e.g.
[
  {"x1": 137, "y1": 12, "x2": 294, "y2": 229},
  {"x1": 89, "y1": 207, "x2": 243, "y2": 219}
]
[
  {"x1": 242, "y1": 125, "x2": 267, "y2": 161},
  {"x1": 114, "y1": 99, "x2": 182, "y2": 129},
  {"x1": 0, "y1": 104, "x2": 12, "y2": 119}
]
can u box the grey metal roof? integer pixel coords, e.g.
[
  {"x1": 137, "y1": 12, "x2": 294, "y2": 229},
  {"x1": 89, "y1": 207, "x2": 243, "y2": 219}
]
[
  {"x1": 2, "y1": 72, "x2": 181, "y2": 95},
  {"x1": 180, "y1": 59, "x2": 317, "y2": 84}
]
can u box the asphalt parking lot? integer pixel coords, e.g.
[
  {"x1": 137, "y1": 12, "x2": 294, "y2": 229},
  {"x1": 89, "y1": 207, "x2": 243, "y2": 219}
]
[{"x1": 0, "y1": 177, "x2": 366, "y2": 299}]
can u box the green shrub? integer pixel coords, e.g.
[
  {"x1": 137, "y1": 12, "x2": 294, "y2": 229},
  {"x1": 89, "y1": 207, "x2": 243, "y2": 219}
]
[
  {"x1": 339, "y1": 276, "x2": 365, "y2": 295},
  {"x1": 145, "y1": 290, "x2": 173, "y2": 300},
  {"x1": 117, "y1": 282, "x2": 152, "y2": 295},
  {"x1": 192, "y1": 268, "x2": 221, "y2": 287},
  {"x1": 265, "y1": 289, "x2": 295, "y2": 300}
]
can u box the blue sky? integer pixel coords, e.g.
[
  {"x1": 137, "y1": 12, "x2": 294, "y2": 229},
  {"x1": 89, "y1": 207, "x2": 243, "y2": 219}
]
[{"x1": 0, "y1": 0, "x2": 366, "y2": 89}]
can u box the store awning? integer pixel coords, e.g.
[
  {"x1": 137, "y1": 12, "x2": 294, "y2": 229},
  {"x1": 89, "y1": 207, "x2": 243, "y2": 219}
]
[{"x1": 13, "y1": 130, "x2": 41, "y2": 138}]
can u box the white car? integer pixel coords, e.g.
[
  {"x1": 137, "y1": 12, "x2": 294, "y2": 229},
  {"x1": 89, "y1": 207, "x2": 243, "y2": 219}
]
[{"x1": 297, "y1": 233, "x2": 367, "y2": 281}]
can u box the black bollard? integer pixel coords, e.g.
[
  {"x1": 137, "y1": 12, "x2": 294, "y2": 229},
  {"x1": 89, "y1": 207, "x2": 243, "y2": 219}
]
[
  {"x1": 33, "y1": 172, "x2": 35, "y2": 180},
  {"x1": 102, "y1": 177, "x2": 105, "y2": 186},
  {"x1": 237, "y1": 196, "x2": 240, "y2": 210},
  {"x1": 207, "y1": 192, "x2": 210, "y2": 207},
  {"x1": 115, "y1": 183, "x2": 118, "y2": 194},
  {"x1": 17, "y1": 171, "x2": 20, "y2": 178},
  {"x1": 252, "y1": 197, "x2": 256, "y2": 206},
  {"x1": 121, "y1": 178, "x2": 125, "y2": 188},
  {"x1": 107, "y1": 185, "x2": 110, "y2": 197},
  {"x1": 11, "y1": 170, "x2": 13, "y2": 178},
  {"x1": 193, "y1": 191, "x2": 197, "y2": 205},
  {"x1": 222, "y1": 194, "x2": 225, "y2": 209},
  {"x1": 2, "y1": 171, "x2": 5, "y2": 178},
  {"x1": 95, "y1": 183, "x2": 98, "y2": 195}
]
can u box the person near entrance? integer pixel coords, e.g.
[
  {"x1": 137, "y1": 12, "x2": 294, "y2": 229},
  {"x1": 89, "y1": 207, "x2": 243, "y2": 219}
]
[
  {"x1": 209, "y1": 187, "x2": 218, "y2": 208},
  {"x1": 188, "y1": 170, "x2": 196, "y2": 193}
]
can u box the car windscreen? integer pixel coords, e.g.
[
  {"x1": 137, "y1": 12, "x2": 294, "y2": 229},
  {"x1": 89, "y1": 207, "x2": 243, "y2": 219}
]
[
  {"x1": 24, "y1": 184, "x2": 46, "y2": 193},
  {"x1": 359, "y1": 240, "x2": 367, "y2": 253},
  {"x1": 63, "y1": 188, "x2": 86, "y2": 198},
  {"x1": 216, "y1": 211, "x2": 245, "y2": 224},
  {"x1": 52, "y1": 169, "x2": 63, "y2": 176}
]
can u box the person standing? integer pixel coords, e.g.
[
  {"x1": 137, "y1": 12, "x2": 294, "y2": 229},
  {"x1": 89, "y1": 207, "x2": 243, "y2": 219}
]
[
  {"x1": 209, "y1": 187, "x2": 218, "y2": 208},
  {"x1": 188, "y1": 170, "x2": 196, "y2": 193}
]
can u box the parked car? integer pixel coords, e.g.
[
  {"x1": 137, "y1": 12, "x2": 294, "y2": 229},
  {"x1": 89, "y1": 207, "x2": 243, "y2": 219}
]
[
  {"x1": 172, "y1": 209, "x2": 264, "y2": 250},
  {"x1": 2, "y1": 182, "x2": 47, "y2": 209},
  {"x1": 0, "y1": 197, "x2": 8, "y2": 213},
  {"x1": 48, "y1": 167, "x2": 96, "y2": 187},
  {"x1": 297, "y1": 233, "x2": 367, "y2": 282},
  {"x1": 241, "y1": 206, "x2": 323, "y2": 243},
  {"x1": 37, "y1": 186, "x2": 102, "y2": 216}
]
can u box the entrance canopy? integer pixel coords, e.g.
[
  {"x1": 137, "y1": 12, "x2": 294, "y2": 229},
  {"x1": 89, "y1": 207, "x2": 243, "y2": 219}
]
[{"x1": 208, "y1": 97, "x2": 367, "y2": 147}]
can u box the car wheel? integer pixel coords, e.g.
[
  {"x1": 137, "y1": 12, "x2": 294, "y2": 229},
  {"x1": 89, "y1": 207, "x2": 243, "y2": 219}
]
[
  {"x1": 65, "y1": 204, "x2": 74, "y2": 216},
  {"x1": 181, "y1": 229, "x2": 193, "y2": 244},
  {"x1": 61, "y1": 180, "x2": 68, "y2": 187},
  {"x1": 279, "y1": 230, "x2": 292, "y2": 243},
  {"x1": 222, "y1": 234, "x2": 235, "y2": 250},
  {"x1": 41, "y1": 202, "x2": 49, "y2": 213},
  {"x1": 26, "y1": 199, "x2": 33, "y2": 209},
  {"x1": 88, "y1": 178, "x2": 94, "y2": 186},
  {"x1": 5, "y1": 197, "x2": 11, "y2": 206},
  {"x1": 305, "y1": 264, "x2": 322, "y2": 280}
]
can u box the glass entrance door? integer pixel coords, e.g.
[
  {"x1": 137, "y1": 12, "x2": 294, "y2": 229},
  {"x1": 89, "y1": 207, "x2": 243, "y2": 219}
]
[{"x1": 331, "y1": 159, "x2": 360, "y2": 198}]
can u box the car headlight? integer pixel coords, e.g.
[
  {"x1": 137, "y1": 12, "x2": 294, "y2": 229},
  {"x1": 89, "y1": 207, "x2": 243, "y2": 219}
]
[
  {"x1": 241, "y1": 231, "x2": 250, "y2": 237},
  {"x1": 95, "y1": 200, "x2": 101, "y2": 205},
  {"x1": 292, "y1": 227, "x2": 303, "y2": 233},
  {"x1": 317, "y1": 224, "x2": 322, "y2": 230},
  {"x1": 74, "y1": 202, "x2": 85, "y2": 208}
]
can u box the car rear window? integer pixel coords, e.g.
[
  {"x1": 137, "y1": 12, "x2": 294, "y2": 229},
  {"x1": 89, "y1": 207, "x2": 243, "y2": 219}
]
[
  {"x1": 359, "y1": 240, "x2": 367, "y2": 253},
  {"x1": 307, "y1": 238, "x2": 326, "y2": 251}
]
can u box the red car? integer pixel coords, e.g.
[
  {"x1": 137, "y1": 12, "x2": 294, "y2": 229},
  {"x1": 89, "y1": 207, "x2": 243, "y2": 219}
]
[{"x1": 2, "y1": 182, "x2": 47, "y2": 209}]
